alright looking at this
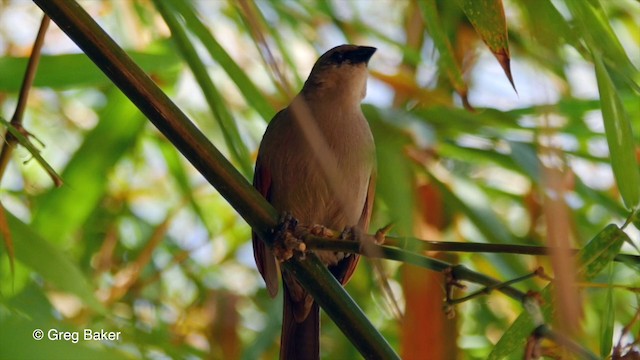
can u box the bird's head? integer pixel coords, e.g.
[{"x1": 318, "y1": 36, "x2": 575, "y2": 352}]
[{"x1": 302, "y1": 44, "x2": 376, "y2": 104}]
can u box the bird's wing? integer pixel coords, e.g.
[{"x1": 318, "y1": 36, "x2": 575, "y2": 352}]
[
  {"x1": 334, "y1": 170, "x2": 376, "y2": 285},
  {"x1": 252, "y1": 156, "x2": 280, "y2": 298},
  {"x1": 358, "y1": 169, "x2": 377, "y2": 232}
]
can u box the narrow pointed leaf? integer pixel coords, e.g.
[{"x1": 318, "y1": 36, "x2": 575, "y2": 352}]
[
  {"x1": 565, "y1": 0, "x2": 639, "y2": 90},
  {"x1": 594, "y1": 55, "x2": 640, "y2": 209},
  {"x1": 419, "y1": 1, "x2": 468, "y2": 102},
  {"x1": 154, "y1": 0, "x2": 252, "y2": 177},
  {"x1": 456, "y1": 0, "x2": 516, "y2": 92},
  {"x1": 599, "y1": 264, "x2": 614, "y2": 357},
  {"x1": 168, "y1": 0, "x2": 274, "y2": 122},
  {"x1": 0, "y1": 50, "x2": 181, "y2": 91},
  {"x1": 0, "y1": 116, "x2": 63, "y2": 187}
]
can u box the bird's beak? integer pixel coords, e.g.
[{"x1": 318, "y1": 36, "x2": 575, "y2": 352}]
[{"x1": 351, "y1": 46, "x2": 377, "y2": 65}]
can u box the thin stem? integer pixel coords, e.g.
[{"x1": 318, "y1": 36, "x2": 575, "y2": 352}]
[
  {"x1": 303, "y1": 235, "x2": 528, "y2": 301},
  {"x1": 0, "y1": 15, "x2": 50, "y2": 182},
  {"x1": 446, "y1": 269, "x2": 539, "y2": 306},
  {"x1": 305, "y1": 235, "x2": 639, "y2": 265}
]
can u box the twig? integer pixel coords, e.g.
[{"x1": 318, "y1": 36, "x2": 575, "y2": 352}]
[
  {"x1": 445, "y1": 267, "x2": 543, "y2": 306},
  {"x1": 304, "y1": 234, "x2": 639, "y2": 266},
  {"x1": 383, "y1": 236, "x2": 639, "y2": 265},
  {"x1": 0, "y1": 15, "x2": 56, "y2": 184}
]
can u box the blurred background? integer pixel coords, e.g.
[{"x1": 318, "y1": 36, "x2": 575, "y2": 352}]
[{"x1": 0, "y1": 0, "x2": 638, "y2": 359}]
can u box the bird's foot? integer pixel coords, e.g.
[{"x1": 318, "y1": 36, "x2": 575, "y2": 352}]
[
  {"x1": 310, "y1": 224, "x2": 336, "y2": 238},
  {"x1": 272, "y1": 213, "x2": 306, "y2": 262}
]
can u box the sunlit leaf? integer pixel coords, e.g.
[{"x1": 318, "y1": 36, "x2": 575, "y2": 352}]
[
  {"x1": 154, "y1": 0, "x2": 253, "y2": 177},
  {"x1": 366, "y1": 106, "x2": 415, "y2": 235},
  {"x1": 7, "y1": 210, "x2": 105, "y2": 313},
  {"x1": 489, "y1": 224, "x2": 626, "y2": 359},
  {"x1": 0, "y1": 116, "x2": 63, "y2": 187},
  {"x1": 564, "y1": 0, "x2": 639, "y2": 91},
  {"x1": 578, "y1": 224, "x2": 626, "y2": 279},
  {"x1": 418, "y1": 1, "x2": 468, "y2": 103},
  {"x1": 599, "y1": 263, "x2": 614, "y2": 358},
  {"x1": 456, "y1": 0, "x2": 515, "y2": 91},
  {"x1": 594, "y1": 55, "x2": 640, "y2": 209},
  {"x1": 31, "y1": 89, "x2": 146, "y2": 243},
  {"x1": 167, "y1": 0, "x2": 274, "y2": 122},
  {"x1": 0, "y1": 48, "x2": 181, "y2": 91}
]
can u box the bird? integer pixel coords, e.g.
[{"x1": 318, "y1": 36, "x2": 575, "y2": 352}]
[{"x1": 252, "y1": 44, "x2": 377, "y2": 360}]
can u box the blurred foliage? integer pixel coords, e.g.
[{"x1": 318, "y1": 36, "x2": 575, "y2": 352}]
[{"x1": 0, "y1": 0, "x2": 639, "y2": 359}]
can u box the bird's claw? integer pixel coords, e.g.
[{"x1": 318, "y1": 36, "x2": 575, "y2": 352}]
[
  {"x1": 310, "y1": 224, "x2": 335, "y2": 238},
  {"x1": 273, "y1": 212, "x2": 306, "y2": 262}
]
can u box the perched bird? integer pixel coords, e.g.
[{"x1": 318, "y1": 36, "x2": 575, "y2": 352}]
[{"x1": 252, "y1": 44, "x2": 377, "y2": 359}]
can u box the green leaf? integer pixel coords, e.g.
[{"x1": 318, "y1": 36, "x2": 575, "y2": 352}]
[
  {"x1": 5, "y1": 211, "x2": 105, "y2": 313},
  {"x1": 0, "y1": 117, "x2": 63, "y2": 187},
  {"x1": 431, "y1": 173, "x2": 517, "y2": 245},
  {"x1": 154, "y1": 0, "x2": 253, "y2": 177},
  {"x1": 488, "y1": 224, "x2": 626, "y2": 359},
  {"x1": 167, "y1": 0, "x2": 274, "y2": 122},
  {"x1": 519, "y1": 0, "x2": 576, "y2": 52},
  {"x1": 509, "y1": 141, "x2": 540, "y2": 184},
  {"x1": 594, "y1": 55, "x2": 640, "y2": 209},
  {"x1": 418, "y1": 1, "x2": 467, "y2": 98},
  {"x1": 365, "y1": 106, "x2": 415, "y2": 235},
  {"x1": 599, "y1": 263, "x2": 614, "y2": 358},
  {"x1": 155, "y1": 138, "x2": 208, "y2": 225},
  {"x1": 578, "y1": 224, "x2": 626, "y2": 279},
  {"x1": 564, "y1": 0, "x2": 639, "y2": 90},
  {"x1": 456, "y1": 0, "x2": 515, "y2": 90},
  {"x1": 0, "y1": 48, "x2": 181, "y2": 91},
  {"x1": 31, "y1": 89, "x2": 146, "y2": 243}
]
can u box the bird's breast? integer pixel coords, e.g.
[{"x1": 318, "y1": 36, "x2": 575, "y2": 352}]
[{"x1": 265, "y1": 106, "x2": 375, "y2": 230}]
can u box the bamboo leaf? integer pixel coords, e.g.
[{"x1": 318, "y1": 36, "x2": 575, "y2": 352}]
[
  {"x1": 456, "y1": 0, "x2": 515, "y2": 91},
  {"x1": 31, "y1": 90, "x2": 146, "y2": 242},
  {"x1": 578, "y1": 224, "x2": 626, "y2": 279},
  {"x1": 0, "y1": 116, "x2": 63, "y2": 187},
  {"x1": 564, "y1": 0, "x2": 639, "y2": 90},
  {"x1": 154, "y1": 0, "x2": 253, "y2": 177},
  {"x1": 0, "y1": 49, "x2": 181, "y2": 91},
  {"x1": 599, "y1": 263, "x2": 614, "y2": 358},
  {"x1": 419, "y1": 0, "x2": 468, "y2": 102},
  {"x1": 7, "y1": 210, "x2": 105, "y2": 313},
  {"x1": 167, "y1": 0, "x2": 274, "y2": 122},
  {"x1": 594, "y1": 55, "x2": 640, "y2": 209},
  {"x1": 489, "y1": 224, "x2": 626, "y2": 359}
]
